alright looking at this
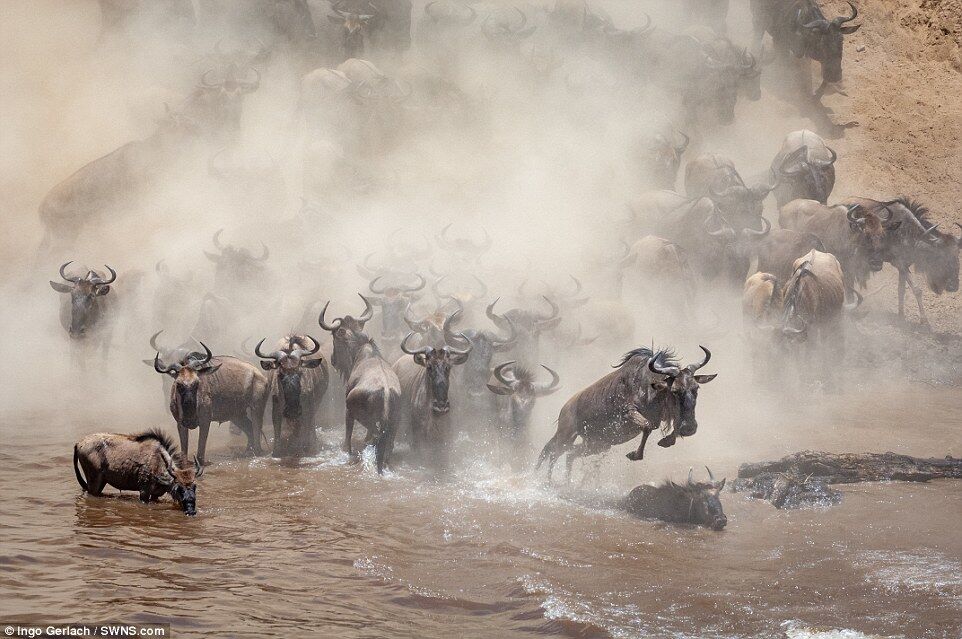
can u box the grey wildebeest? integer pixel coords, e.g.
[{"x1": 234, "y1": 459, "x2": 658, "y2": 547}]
[
  {"x1": 154, "y1": 343, "x2": 269, "y2": 464},
  {"x1": 184, "y1": 63, "x2": 260, "y2": 140},
  {"x1": 255, "y1": 335, "x2": 329, "y2": 457},
  {"x1": 624, "y1": 468, "x2": 727, "y2": 530},
  {"x1": 770, "y1": 129, "x2": 837, "y2": 208},
  {"x1": 486, "y1": 361, "x2": 560, "y2": 468},
  {"x1": 842, "y1": 197, "x2": 960, "y2": 327},
  {"x1": 537, "y1": 347, "x2": 717, "y2": 481},
  {"x1": 74, "y1": 429, "x2": 203, "y2": 516},
  {"x1": 487, "y1": 296, "x2": 561, "y2": 363},
  {"x1": 779, "y1": 198, "x2": 900, "y2": 292},
  {"x1": 443, "y1": 302, "x2": 517, "y2": 415},
  {"x1": 634, "y1": 129, "x2": 689, "y2": 190},
  {"x1": 736, "y1": 225, "x2": 825, "y2": 282},
  {"x1": 327, "y1": 1, "x2": 378, "y2": 60},
  {"x1": 619, "y1": 235, "x2": 698, "y2": 321},
  {"x1": 318, "y1": 294, "x2": 376, "y2": 380},
  {"x1": 50, "y1": 261, "x2": 117, "y2": 343},
  {"x1": 393, "y1": 332, "x2": 471, "y2": 471},
  {"x1": 368, "y1": 273, "x2": 426, "y2": 340},
  {"x1": 685, "y1": 153, "x2": 771, "y2": 231},
  {"x1": 204, "y1": 228, "x2": 270, "y2": 293},
  {"x1": 750, "y1": 0, "x2": 860, "y2": 94}
]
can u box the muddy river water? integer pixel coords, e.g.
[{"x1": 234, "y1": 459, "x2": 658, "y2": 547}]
[{"x1": 1, "y1": 381, "x2": 960, "y2": 639}]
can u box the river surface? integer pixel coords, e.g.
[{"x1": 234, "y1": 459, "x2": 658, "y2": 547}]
[{"x1": 1, "y1": 382, "x2": 960, "y2": 639}]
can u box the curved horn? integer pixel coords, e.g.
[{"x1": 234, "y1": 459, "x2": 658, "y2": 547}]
[
  {"x1": 461, "y1": 3, "x2": 477, "y2": 25},
  {"x1": 514, "y1": 7, "x2": 527, "y2": 31},
  {"x1": 195, "y1": 341, "x2": 214, "y2": 366},
  {"x1": 253, "y1": 337, "x2": 274, "y2": 359},
  {"x1": 201, "y1": 69, "x2": 219, "y2": 89},
  {"x1": 709, "y1": 182, "x2": 737, "y2": 200},
  {"x1": 844, "y1": 288, "x2": 863, "y2": 311},
  {"x1": 688, "y1": 467, "x2": 694, "y2": 484},
  {"x1": 704, "y1": 215, "x2": 736, "y2": 239},
  {"x1": 241, "y1": 67, "x2": 261, "y2": 93},
  {"x1": 742, "y1": 217, "x2": 772, "y2": 237},
  {"x1": 535, "y1": 364, "x2": 561, "y2": 394},
  {"x1": 100, "y1": 264, "x2": 117, "y2": 284},
  {"x1": 486, "y1": 298, "x2": 513, "y2": 333},
  {"x1": 400, "y1": 332, "x2": 431, "y2": 356},
  {"x1": 815, "y1": 146, "x2": 838, "y2": 166},
  {"x1": 356, "y1": 294, "x2": 374, "y2": 324},
  {"x1": 648, "y1": 353, "x2": 677, "y2": 377},
  {"x1": 846, "y1": 203, "x2": 863, "y2": 223},
  {"x1": 706, "y1": 466, "x2": 715, "y2": 481},
  {"x1": 537, "y1": 295, "x2": 560, "y2": 324},
  {"x1": 399, "y1": 272, "x2": 427, "y2": 294},
  {"x1": 59, "y1": 261, "x2": 80, "y2": 283},
  {"x1": 154, "y1": 352, "x2": 177, "y2": 375},
  {"x1": 837, "y1": 1, "x2": 857, "y2": 24},
  {"x1": 636, "y1": 12, "x2": 652, "y2": 33},
  {"x1": 955, "y1": 222, "x2": 962, "y2": 241},
  {"x1": 688, "y1": 345, "x2": 712, "y2": 372},
  {"x1": 255, "y1": 243, "x2": 269, "y2": 261},
  {"x1": 149, "y1": 330, "x2": 164, "y2": 352},
  {"x1": 369, "y1": 275, "x2": 389, "y2": 295},
  {"x1": 318, "y1": 301, "x2": 342, "y2": 331},
  {"x1": 155, "y1": 259, "x2": 167, "y2": 275},
  {"x1": 212, "y1": 228, "x2": 226, "y2": 250},
  {"x1": 778, "y1": 145, "x2": 810, "y2": 176},
  {"x1": 674, "y1": 129, "x2": 690, "y2": 154},
  {"x1": 470, "y1": 274, "x2": 488, "y2": 298},
  {"x1": 493, "y1": 361, "x2": 516, "y2": 386},
  {"x1": 295, "y1": 334, "x2": 322, "y2": 357}
]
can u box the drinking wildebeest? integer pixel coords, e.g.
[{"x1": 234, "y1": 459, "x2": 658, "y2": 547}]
[
  {"x1": 770, "y1": 129, "x2": 837, "y2": 208},
  {"x1": 537, "y1": 346, "x2": 717, "y2": 481},
  {"x1": 841, "y1": 197, "x2": 960, "y2": 327},
  {"x1": 73, "y1": 429, "x2": 204, "y2": 516},
  {"x1": 255, "y1": 335, "x2": 329, "y2": 457},
  {"x1": 750, "y1": 0, "x2": 860, "y2": 95},
  {"x1": 154, "y1": 343, "x2": 269, "y2": 464},
  {"x1": 486, "y1": 361, "x2": 560, "y2": 467},
  {"x1": 50, "y1": 261, "x2": 117, "y2": 358},
  {"x1": 624, "y1": 468, "x2": 727, "y2": 530},
  {"x1": 393, "y1": 332, "x2": 471, "y2": 471}
]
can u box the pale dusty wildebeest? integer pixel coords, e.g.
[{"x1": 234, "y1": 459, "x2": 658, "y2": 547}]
[
  {"x1": 624, "y1": 468, "x2": 727, "y2": 530},
  {"x1": 537, "y1": 346, "x2": 717, "y2": 481},
  {"x1": 486, "y1": 361, "x2": 560, "y2": 468},
  {"x1": 685, "y1": 153, "x2": 771, "y2": 231},
  {"x1": 770, "y1": 129, "x2": 837, "y2": 208},
  {"x1": 50, "y1": 261, "x2": 118, "y2": 345},
  {"x1": 74, "y1": 429, "x2": 203, "y2": 515},
  {"x1": 154, "y1": 343, "x2": 269, "y2": 464}
]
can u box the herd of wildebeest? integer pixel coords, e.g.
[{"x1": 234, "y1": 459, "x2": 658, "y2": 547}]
[{"x1": 57, "y1": 1, "x2": 959, "y2": 523}]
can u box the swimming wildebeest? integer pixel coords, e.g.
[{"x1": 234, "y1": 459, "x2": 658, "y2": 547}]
[
  {"x1": 50, "y1": 261, "x2": 117, "y2": 345},
  {"x1": 841, "y1": 197, "x2": 960, "y2": 327},
  {"x1": 255, "y1": 334, "x2": 329, "y2": 457},
  {"x1": 537, "y1": 346, "x2": 717, "y2": 481},
  {"x1": 73, "y1": 429, "x2": 203, "y2": 516},
  {"x1": 624, "y1": 468, "x2": 727, "y2": 530},
  {"x1": 770, "y1": 129, "x2": 837, "y2": 208},
  {"x1": 393, "y1": 332, "x2": 471, "y2": 471},
  {"x1": 154, "y1": 343, "x2": 269, "y2": 464},
  {"x1": 750, "y1": 0, "x2": 860, "y2": 94}
]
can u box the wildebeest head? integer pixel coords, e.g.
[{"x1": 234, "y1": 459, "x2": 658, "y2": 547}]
[
  {"x1": 775, "y1": 144, "x2": 837, "y2": 204},
  {"x1": 50, "y1": 261, "x2": 117, "y2": 339},
  {"x1": 432, "y1": 273, "x2": 488, "y2": 310},
  {"x1": 423, "y1": 0, "x2": 476, "y2": 27},
  {"x1": 319, "y1": 294, "x2": 375, "y2": 378},
  {"x1": 194, "y1": 63, "x2": 260, "y2": 134},
  {"x1": 256, "y1": 335, "x2": 323, "y2": 418},
  {"x1": 204, "y1": 229, "x2": 270, "y2": 286},
  {"x1": 369, "y1": 273, "x2": 426, "y2": 339},
  {"x1": 435, "y1": 223, "x2": 493, "y2": 260},
  {"x1": 154, "y1": 342, "x2": 221, "y2": 430},
  {"x1": 644, "y1": 346, "x2": 717, "y2": 437},
  {"x1": 167, "y1": 456, "x2": 203, "y2": 516},
  {"x1": 493, "y1": 296, "x2": 561, "y2": 358},
  {"x1": 487, "y1": 361, "x2": 560, "y2": 433},
  {"x1": 482, "y1": 7, "x2": 537, "y2": 50},
  {"x1": 847, "y1": 203, "x2": 900, "y2": 272},
  {"x1": 401, "y1": 332, "x2": 472, "y2": 414},
  {"x1": 666, "y1": 467, "x2": 727, "y2": 530},
  {"x1": 793, "y1": 0, "x2": 860, "y2": 84},
  {"x1": 329, "y1": 2, "x2": 377, "y2": 59},
  {"x1": 912, "y1": 219, "x2": 961, "y2": 295},
  {"x1": 403, "y1": 298, "x2": 462, "y2": 347},
  {"x1": 709, "y1": 179, "x2": 772, "y2": 227},
  {"x1": 444, "y1": 302, "x2": 517, "y2": 395},
  {"x1": 142, "y1": 330, "x2": 204, "y2": 369},
  {"x1": 638, "y1": 129, "x2": 689, "y2": 189}
]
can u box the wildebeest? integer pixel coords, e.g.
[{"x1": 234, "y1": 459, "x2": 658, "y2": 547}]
[
  {"x1": 624, "y1": 468, "x2": 727, "y2": 530},
  {"x1": 402, "y1": 299, "x2": 462, "y2": 348},
  {"x1": 74, "y1": 429, "x2": 203, "y2": 515},
  {"x1": 154, "y1": 343, "x2": 269, "y2": 464},
  {"x1": 327, "y1": 1, "x2": 378, "y2": 59},
  {"x1": 256, "y1": 335, "x2": 329, "y2": 457},
  {"x1": 421, "y1": 0, "x2": 476, "y2": 28},
  {"x1": 685, "y1": 153, "x2": 771, "y2": 230},
  {"x1": 779, "y1": 198, "x2": 900, "y2": 291},
  {"x1": 487, "y1": 361, "x2": 560, "y2": 467},
  {"x1": 443, "y1": 302, "x2": 517, "y2": 416},
  {"x1": 318, "y1": 294, "x2": 376, "y2": 380},
  {"x1": 367, "y1": 273, "x2": 426, "y2": 340},
  {"x1": 633, "y1": 129, "x2": 689, "y2": 190},
  {"x1": 393, "y1": 332, "x2": 471, "y2": 471},
  {"x1": 537, "y1": 346, "x2": 717, "y2": 481},
  {"x1": 488, "y1": 296, "x2": 561, "y2": 363},
  {"x1": 482, "y1": 7, "x2": 537, "y2": 52},
  {"x1": 204, "y1": 228, "x2": 270, "y2": 292},
  {"x1": 750, "y1": 0, "x2": 860, "y2": 92},
  {"x1": 50, "y1": 261, "x2": 117, "y2": 345},
  {"x1": 737, "y1": 225, "x2": 825, "y2": 282},
  {"x1": 770, "y1": 129, "x2": 837, "y2": 208},
  {"x1": 185, "y1": 63, "x2": 260, "y2": 138},
  {"x1": 618, "y1": 235, "x2": 698, "y2": 319},
  {"x1": 435, "y1": 223, "x2": 493, "y2": 262},
  {"x1": 842, "y1": 197, "x2": 960, "y2": 327}
]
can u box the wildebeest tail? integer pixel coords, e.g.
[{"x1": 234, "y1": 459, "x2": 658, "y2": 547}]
[{"x1": 73, "y1": 445, "x2": 88, "y2": 492}]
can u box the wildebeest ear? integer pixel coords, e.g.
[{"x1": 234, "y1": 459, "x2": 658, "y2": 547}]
[
  {"x1": 50, "y1": 281, "x2": 72, "y2": 293},
  {"x1": 714, "y1": 478, "x2": 727, "y2": 492},
  {"x1": 839, "y1": 24, "x2": 861, "y2": 34},
  {"x1": 414, "y1": 353, "x2": 428, "y2": 366},
  {"x1": 142, "y1": 359, "x2": 155, "y2": 367},
  {"x1": 302, "y1": 358, "x2": 324, "y2": 368},
  {"x1": 95, "y1": 285, "x2": 111, "y2": 296},
  {"x1": 694, "y1": 374, "x2": 718, "y2": 384},
  {"x1": 260, "y1": 360, "x2": 278, "y2": 370},
  {"x1": 487, "y1": 383, "x2": 514, "y2": 396},
  {"x1": 199, "y1": 363, "x2": 222, "y2": 375}
]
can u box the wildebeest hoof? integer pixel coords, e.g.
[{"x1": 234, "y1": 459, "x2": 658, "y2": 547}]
[
  {"x1": 657, "y1": 435, "x2": 676, "y2": 448},
  {"x1": 626, "y1": 451, "x2": 643, "y2": 461}
]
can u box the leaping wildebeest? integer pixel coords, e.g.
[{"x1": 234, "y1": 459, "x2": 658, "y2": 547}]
[
  {"x1": 154, "y1": 343, "x2": 269, "y2": 464},
  {"x1": 255, "y1": 335, "x2": 329, "y2": 457},
  {"x1": 536, "y1": 346, "x2": 717, "y2": 482}
]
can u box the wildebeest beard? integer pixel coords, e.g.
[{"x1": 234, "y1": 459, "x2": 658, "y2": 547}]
[
  {"x1": 279, "y1": 372, "x2": 303, "y2": 419},
  {"x1": 174, "y1": 384, "x2": 200, "y2": 429}
]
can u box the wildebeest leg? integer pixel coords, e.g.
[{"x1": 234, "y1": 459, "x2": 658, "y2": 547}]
[
  {"x1": 234, "y1": 415, "x2": 259, "y2": 455},
  {"x1": 343, "y1": 409, "x2": 355, "y2": 455},
  {"x1": 903, "y1": 270, "x2": 930, "y2": 328},
  {"x1": 897, "y1": 268, "x2": 908, "y2": 320},
  {"x1": 535, "y1": 426, "x2": 577, "y2": 481},
  {"x1": 658, "y1": 432, "x2": 677, "y2": 448},
  {"x1": 178, "y1": 425, "x2": 190, "y2": 461},
  {"x1": 272, "y1": 399, "x2": 283, "y2": 457},
  {"x1": 197, "y1": 423, "x2": 211, "y2": 466},
  {"x1": 139, "y1": 489, "x2": 152, "y2": 503},
  {"x1": 626, "y1": 428, "x2": 655, "y2": 461},
  {"x1": 86, "y1": 473, "x2": 107, "y2": 496}
]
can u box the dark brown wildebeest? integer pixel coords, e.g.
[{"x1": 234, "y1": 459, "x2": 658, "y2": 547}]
[
  {"x1": 750, "y1": 0, "x2": 860, "y2": 94},
  {"x1": 770, "y1": 129, "x2": 837, "y2": 208},
  {"x1": 487, "y1": 361, "x2": 560, "y2": 467},
  {"x1": 634, "y1": 129, "x2": 689, "y2": 190},
  {"x1": 340, "y1": 330, "x2": 402, "y2": 473},
  {"x1": 368, "y1": 272, "x2": 426, "y2": 340},
  {"x1": 685, "y1": 153, "x2": 771, "y2": 230},
  {"x1": 50, "y1": 261, "x2": 117, "y2": 344},
  {"x1": 255, "y1": 335, "x2": 329, "y2": 457},
  {"x1": 624, "y1": 468, "x2": 727, "y2": 530},
  {"x1": 318, "y1": 294, "x2": 376, "y2": 381},
  {"x1": 536, "y1": 346, "x2": 717, "y2": 481},
  {"x1": 779, "y1": 198, "x2": 901, "y2": 291},
  {"x1": 74, "y1": 429, "x2": 203, "y2": 515},
  {"x1": 443, "y1": 302, "x2": 516, "y2": 412},
  {"x1": 841, "y1": 197, "x2": 960, "y2": 327},
  {"x1": 393, "y1": 332, "x2": 471, "y2": 471},
  {"x1": 328, "y1": 1, "x2": 378, "y2": 59},
  {"x1": 154, "y1": 343, "x2": 269, "y2": 464}
]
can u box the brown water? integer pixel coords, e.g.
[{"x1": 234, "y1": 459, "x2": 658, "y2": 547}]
[{"x1": 2, "y1": 384, "x2": 960, "y2": 639}]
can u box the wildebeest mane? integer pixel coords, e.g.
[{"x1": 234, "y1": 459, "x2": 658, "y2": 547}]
[
  {"x1": 612, "y1": 347, "x2": 677, "y2": 370},
  {"x1": 782, "y1": 261, "x2": 815, "y2": 324},
  {"x1": 894, "y1": 196, "x2": 930, "y2": 224},
  {"x1": 133, "y1": 428, "x2": 179, "y2": 456}
]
